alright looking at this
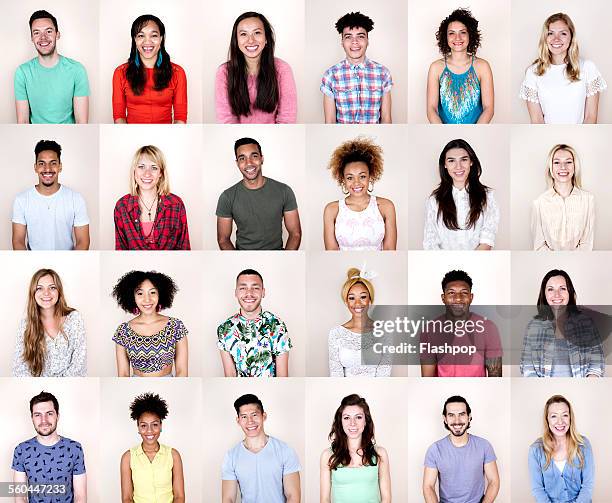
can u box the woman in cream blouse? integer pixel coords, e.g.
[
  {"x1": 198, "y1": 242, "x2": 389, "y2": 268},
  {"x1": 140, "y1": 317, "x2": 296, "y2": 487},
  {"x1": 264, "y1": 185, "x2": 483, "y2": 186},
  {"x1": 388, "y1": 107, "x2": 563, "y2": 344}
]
[{"x1": 531, "y1": 144, "x2": 594, "y2": 251}]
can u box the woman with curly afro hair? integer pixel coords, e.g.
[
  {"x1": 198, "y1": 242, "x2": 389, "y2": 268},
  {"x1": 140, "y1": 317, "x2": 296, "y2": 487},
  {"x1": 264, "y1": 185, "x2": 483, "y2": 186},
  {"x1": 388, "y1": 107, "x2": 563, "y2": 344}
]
[
  {"x1": 120, "y1": 392, "x2": 185, "y2": 502},
  {"x1": 323, "y1": 137, "x2": 397, "y2": 250},
  {"x1": 111, "y1": 270, "x2": 188, "y2": 377},
  {"x1": 426, "y1": 8, "x2": 494, "y2": 124}
]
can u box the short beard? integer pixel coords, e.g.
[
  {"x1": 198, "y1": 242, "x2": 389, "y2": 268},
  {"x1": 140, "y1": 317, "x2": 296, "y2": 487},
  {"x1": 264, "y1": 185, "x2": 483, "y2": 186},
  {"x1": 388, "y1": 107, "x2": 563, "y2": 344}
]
[
  {"x1": 447, "y1": 420, "x2": 471, "y2": 437},
  {"x1": 35, "y1": 424, "x2": 57, "y2": 437}
]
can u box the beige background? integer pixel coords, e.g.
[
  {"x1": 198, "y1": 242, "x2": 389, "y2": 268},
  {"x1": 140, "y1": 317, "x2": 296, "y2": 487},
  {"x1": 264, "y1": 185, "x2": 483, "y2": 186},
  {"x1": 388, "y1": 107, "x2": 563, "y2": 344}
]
[
  {"x1": 407, "y1": 0, "x2": 512, "y2": 123},
  {"x1": 0, "y1": 378, "x2": 101, "y2": 501},
  {"x1": 93, "y1": 251, "x2": 205, "y2": 377},
  {"x1": 404, "y1": 125, "x2": 511, "y2": 250},
  {"x1": 0, "y1": 125, "x2": 100, "y2": 250},
  {"x1": 201, "y1": 0, "x2": 305, "y2": 123},
  {"x1": 201, "y1": 124, "x2": 307, "y2": 250},
  {"x1": 511, "y1": 0, "x2": 612, "y2": 124},
  {"x1": 304, "y1": 124, "x2": 409, "y2": 251},
  {"x1": 202, "y1": 378, "x2": 305, "y2": 501},
  {"x1": 305, "y1": 251, "x2": 409, "y2": 377},
  {"x1": 200, "y1": 251, "x2": 306, "y2": 377},
  {"x1": 510, "y1": 125, "x2": 612, "y2": 250},
  {"x1": 305, "y1": 378, "x2": 409, "y2": 502},
  {"x1": 407, "y1": 378, "x2": 511, "y2": 502},
  {"x1": 511, "y1": 378, "x2": 612, "y2": 502},
  {"x1": 98, "y1": 0, "x2": 203, "y2": 123},
  {"x1": 304, "y1": 0, "x2": 408, "y2": 123},
  {"x1": 98, "y1": 124, "x2": 204, "y2": 249},
  {"x1": 0, "y1": 0, "x2": 100, "y2": 123},
  {"x1": 99, "y1": 378, "x2": 203, "y2": 501},
  {"x1": 0, "y1": 251, "x2": 101, "y2": 376}
]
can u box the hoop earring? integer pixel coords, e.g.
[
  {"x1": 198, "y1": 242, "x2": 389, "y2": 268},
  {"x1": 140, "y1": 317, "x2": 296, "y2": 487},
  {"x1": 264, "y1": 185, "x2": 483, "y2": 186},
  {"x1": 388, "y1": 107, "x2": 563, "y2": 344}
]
[
  {"x1": 156, "y1": 53, "x2": 163, "y2": 67},
  {"x1": 341, "y1": 184, "x2": 349, "y2": 195},
  {"x1": 156, "y1": 304, "x2": 163, "y2": 312},
  {"x1": 132, "y1": 307, "x2": 140, "y2": 315},
  {"x1": 368, "y1": 182, "x2": 374, "y2": 193},
  {"x1": 134, "y1": 53, "x2": 140, "y2": 68}
]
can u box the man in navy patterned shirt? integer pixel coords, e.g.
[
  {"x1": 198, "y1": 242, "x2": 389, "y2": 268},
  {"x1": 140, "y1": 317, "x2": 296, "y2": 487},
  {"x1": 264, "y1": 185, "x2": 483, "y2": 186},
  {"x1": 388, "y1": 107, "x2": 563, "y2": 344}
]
[{"x1": 12, "y1": 391, "x2": 87, "y2": 503}]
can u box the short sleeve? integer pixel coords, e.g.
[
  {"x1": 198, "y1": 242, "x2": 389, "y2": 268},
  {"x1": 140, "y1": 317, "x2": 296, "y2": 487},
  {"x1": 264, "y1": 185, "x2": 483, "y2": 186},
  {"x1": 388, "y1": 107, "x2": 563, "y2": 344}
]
[
  {"x1": 283, "y1": 184, "x2": 298, "y2": 212},
  {"x1": 320, "y1": 67, "x2": 335, "y2": 97},
  {"x1": 14, "y1": 66, "x2": 27, "y2": 101},
  {"x1": 424, "y1": 444, "x2": 439, "y2": 469},
  {"x1": 112, "y1": 324, "x2": 127, "y2": 347},
  {"x1": 217, "y1": 319, "x2": 233, "y2": 351},
  {"x1": 221, "y1": 450, "x2": 237, "y2": 480},
  {"x1": 215, "y1": 190, "x2": 233, "y2": 218},
  {"x1": 520, "y1": 65, "x2": 539, "y2": 103},
  {"x1": 73, "y1": 62, "x2": 90, "y2": 97},
  {"x1": 73, "y1": 191, "x2": 89, "y2": 227},
  {"x1": 582, "y1": 59, "x2": 607, "y2": 96},
  {"x1": 282, "y1": 443, "x2": 301, "y2": 475},
  {"x1": 382, "y1": 66, "x2": 393, "y2": 93},
  {"x1": 12, "y1": 195, "x2": 26, "y2": 225},
  {"x1": 328, "y1": 328, "x2": 344, "y2": 377},
  {"x1": 71, "y1": 441, "x2": 86, "y2": 475},
  {"x1": 483, "y1": 320, "x2": 503, "y2": 360},
  {"x1": 172, "y1": 318, "x2": 188, "y2": 343},
  {"x1": 271, "y1": 318, "x2": 292, "y2": 356},
  {"x1": 11, "y1": 444, "x2": 24, "y2": 471},
  {"x1": 482, "y1": 438, "x2": 497, "y2": 464}
]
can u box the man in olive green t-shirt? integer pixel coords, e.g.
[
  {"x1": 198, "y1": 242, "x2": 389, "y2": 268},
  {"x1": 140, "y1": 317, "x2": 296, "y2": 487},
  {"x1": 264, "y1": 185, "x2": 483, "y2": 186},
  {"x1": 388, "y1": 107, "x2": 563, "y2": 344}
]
[{"x1": 216, "y1": 137, "x2": 302, "y2": 250}]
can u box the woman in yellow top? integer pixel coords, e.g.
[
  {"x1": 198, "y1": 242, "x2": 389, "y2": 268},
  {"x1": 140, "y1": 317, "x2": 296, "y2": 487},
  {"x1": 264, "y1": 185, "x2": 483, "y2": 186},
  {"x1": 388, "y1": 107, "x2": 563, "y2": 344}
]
[{"x1": 120, "y1": 393, "x2": 185, "y2": 503}]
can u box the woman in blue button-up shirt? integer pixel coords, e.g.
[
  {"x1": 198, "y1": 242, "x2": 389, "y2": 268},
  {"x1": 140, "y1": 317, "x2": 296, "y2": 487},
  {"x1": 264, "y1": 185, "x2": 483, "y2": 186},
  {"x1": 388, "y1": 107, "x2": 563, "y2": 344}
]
[{"x1": 528, "y1": 395, "x2": 594, "y2": 502}]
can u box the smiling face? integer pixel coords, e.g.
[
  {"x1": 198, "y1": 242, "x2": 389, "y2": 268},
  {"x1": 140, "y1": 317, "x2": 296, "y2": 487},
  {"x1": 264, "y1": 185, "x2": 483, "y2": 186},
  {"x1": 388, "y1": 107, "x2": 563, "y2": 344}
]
[
  {"x1": 31, "y1": 401, "x2": 58, "y2": 437},
  {"x1": 30, "y1": 18, "x2": 59, "y2": 57},
  {"x1": 547, "y1": 401, "x2": 570, "y2": 439},
  {"x1": 137, "y1": 411, "x2": 162, "y2": 446},
  {"x1": 346, "y1": 283, "x2": 370, "y2": 318},
  {"x1": 237, "y1": 403, "x2": 266, "y2": 437},
  {"x1": 444, "y1": 148, "x2": 472, "y2": 189},
  {"x1": 235, "y1": 274, "x2": 265, "y2": 316},
  {"x1": 550, "y1": 149, "x2": 575, "y2": 186},
  {"x1": 546, "y1": 20, "x2": 571, "y2": 61},
  {"x1": 236, "y1": 17, "x2": 266, "y2": 61},
  {"x1": 134, "y1": 279, "x2": 159, "y2": 315},
  {"x1": 341, "y1": 405, "x2": 366, "y2": 440},
  {"x1": 134, "y1": 21, "x2": 162, "y2": 64},
  {"x1": 34, "y1": 274, "x2": 59, "y2": 311},
  {"x1": 444, "y1": 401, "x2": 470, "y2": 437},
  {"x1": 341, "y1": 26, "x2": 368, "y2": 64},
  {"x1": 342, "y1": 162, "x2": 370, "y2": 197},
  {"x1": 447, "y1": 21, "x2": 469, "y2": 53},
  {"x1": 545, "y1": 275, "x2": 570, "y2": 307},
  {"x1": 442, "y1": 280, "x2": 473, "y2": 318},
  {"x1": 35, "y1": 150, "x2": 62, "y2": 188},
  {"x1": 235, "y1": 144, "x2": 264, "y2": 184},
  {"x1": 134, "y1": 154, "x2": 162, "y2": 193}
]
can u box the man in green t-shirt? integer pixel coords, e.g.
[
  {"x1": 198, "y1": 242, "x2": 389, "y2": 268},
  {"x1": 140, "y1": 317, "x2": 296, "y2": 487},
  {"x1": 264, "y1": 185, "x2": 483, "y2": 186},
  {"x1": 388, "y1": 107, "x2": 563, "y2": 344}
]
[
  {"x1": 15, "y1": 10, "x2": 90, "y2": 124},
  {"x1": 216, "y1": 137, "x2": 302, "y2": 250}
]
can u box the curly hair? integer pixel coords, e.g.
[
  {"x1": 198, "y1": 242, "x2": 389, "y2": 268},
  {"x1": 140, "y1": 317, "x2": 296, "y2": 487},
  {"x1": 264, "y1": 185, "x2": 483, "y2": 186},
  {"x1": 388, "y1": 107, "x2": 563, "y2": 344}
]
[
  {"x1": 328, "y1": 137, "x2": 384, "y2": 186},
  {"x1": 436, "y1": 8, "x2": 481, "y2": 56},
  {"x1": 112, "y1": 270, "x2": 178, "y2": 313},
  {"x1": 441, "y1": 270, "x2": 472, "y2": 291},
  {"x1": 335, "y1": 12, "x2": 374, "y2": 33},
  {"x1": 129, "y1": 392, "x2": 168, "y2": 421}
]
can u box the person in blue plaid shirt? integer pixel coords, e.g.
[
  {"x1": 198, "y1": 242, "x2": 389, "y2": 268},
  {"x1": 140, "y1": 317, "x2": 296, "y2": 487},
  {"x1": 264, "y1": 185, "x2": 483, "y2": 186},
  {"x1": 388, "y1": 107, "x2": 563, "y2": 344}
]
[
  {"x1": 520, "y1": 269, "x2": 604, "y2": 377},
  {"x1": 320, "y1": 12, "x2": 393, "y2": 124}
]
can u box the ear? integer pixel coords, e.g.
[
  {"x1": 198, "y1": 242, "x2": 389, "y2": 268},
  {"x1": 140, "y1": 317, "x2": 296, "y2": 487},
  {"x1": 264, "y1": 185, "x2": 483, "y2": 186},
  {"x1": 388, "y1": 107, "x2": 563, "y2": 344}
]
[
  {"x1": 440, "y1": 293, "x2": 446, "y2": 304},
  {"x1": 56, "y1": 31, "x2": 61, "y2": 41},
  {"x1": 262, "y1": 411, "x2": 267, "y2": 422},
  {"x1": 261, "y1": 287, "x2": 266, "y2": 299}
]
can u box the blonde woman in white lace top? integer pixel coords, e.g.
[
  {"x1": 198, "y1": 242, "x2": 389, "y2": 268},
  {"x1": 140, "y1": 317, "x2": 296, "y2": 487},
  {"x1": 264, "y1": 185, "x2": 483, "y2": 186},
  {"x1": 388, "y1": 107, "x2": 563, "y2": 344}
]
[
  {"x1": 328, "y1": 267, "x2": 391, "y2": 377},
  {"x1": 519, "y1": 13, "x2": 606, "y2": 124},
  {"x1": 532, "y1": 144, "x2": 594, "y2": 251}
]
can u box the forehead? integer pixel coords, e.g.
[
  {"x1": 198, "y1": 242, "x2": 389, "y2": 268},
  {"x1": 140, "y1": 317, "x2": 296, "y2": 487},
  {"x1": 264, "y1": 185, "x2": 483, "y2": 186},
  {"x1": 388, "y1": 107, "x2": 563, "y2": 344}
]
[
  {"x1": 445, "y1": 402, "x2": 467, "y2": 414},
  {"x1": 36, "y1": 150, "x2": 59, "y2": 162},
  {"x1": 552, "y1": 149, "x2": 573, "y2": 161},
  {"x1": 238, "y1": 403, "x2": 261, "y2": 415},
  {"x1": 445, "y1": 148, "x2": 469, "y2": 159},
  {"x1": 137, "y1": 21, "x2": 160, "y2": 34},
  {"x1": 138, "y1": 411, "x2": 161, "y2": 423},
  {"x1": 448, "y1": 21, "x2": 467, "y2": 31},
  {"x1": 32, "y1": 401, "x2": 56, "y2": 414},
  {"x1": 548, "y1": 20, "x2": 570, "y2": 32},
  {"x1": 342, "y1": 405, "x2": 365, "y2": 416},
  {"x1": 236, "y1": 144, "x2": 261, "y2": 157},
  {"x1": 36, "y1": 274, "x2": 55, "y2": 286},
  {"x1": 444, "y1": 280, "x2": 471, "y2": 292},
  {"x1": 545, "y1": 275, "x2": 567, "y2": 288},
  {"x1": 348, "y1": 282, "x2": 369, "y2": 295},
  {"x1": 548, "y1": 402, "x2": 569, "y2": 415},
  {"x1": 342, "y1": 26, "x2": 368, "y2": 36},
  {"x1": 138, "y1": 154, "x2": 159, "y2": 165},
  {"x1": 236, "y1": 274, "x2": 263, "y2": 287},
  {"x1": 136, "y1": 279, "x2": 156, "y2": 290},
  {"x1": 31, "y1": 18, "x2": 56, "y2": 31},
  {"x1": 343, "y1": 161, "x2": 369, "y2": 176},
  {"x1": 237, "y1": 17, "x2": 264, "y2": 32}
]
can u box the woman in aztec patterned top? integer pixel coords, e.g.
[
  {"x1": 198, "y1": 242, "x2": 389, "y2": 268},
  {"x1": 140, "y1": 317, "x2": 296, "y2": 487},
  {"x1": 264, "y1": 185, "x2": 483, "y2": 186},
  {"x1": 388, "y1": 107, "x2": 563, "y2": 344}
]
[
  {"x1": 112, "y1": 270, "x2": 188, "y2": 377},
  {"x1": 426, "y1": 8, "x2": 494, "y2": 124},
  {"x1": 323, "y1": 137, "x2": 397, "y2": 251}
]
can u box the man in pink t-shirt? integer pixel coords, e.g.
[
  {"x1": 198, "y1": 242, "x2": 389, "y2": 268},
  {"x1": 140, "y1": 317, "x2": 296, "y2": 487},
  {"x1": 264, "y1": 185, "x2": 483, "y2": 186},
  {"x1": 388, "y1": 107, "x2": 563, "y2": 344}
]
[{"x1": 420, "y1": 270, "x2": 503, "y2": 377}]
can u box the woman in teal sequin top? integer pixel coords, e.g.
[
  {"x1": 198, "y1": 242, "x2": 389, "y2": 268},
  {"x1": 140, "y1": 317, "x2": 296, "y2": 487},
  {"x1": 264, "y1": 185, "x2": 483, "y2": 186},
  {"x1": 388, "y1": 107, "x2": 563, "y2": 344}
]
[{"x1": 427, "y1": 8, "x2": 494, "y2": 124}]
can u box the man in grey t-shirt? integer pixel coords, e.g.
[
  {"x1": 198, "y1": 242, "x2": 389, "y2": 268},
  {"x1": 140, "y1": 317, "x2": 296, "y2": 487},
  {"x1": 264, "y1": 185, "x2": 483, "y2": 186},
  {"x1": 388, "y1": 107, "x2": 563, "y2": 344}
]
[
  {"x1": 423, "y1": 395, "x2": 500, "y2": 503},
  {"x1": 216, "y1": 137, "x2": 302, "y2": 250},
  {"x1": 222, "y1": 394, "x2": 301, "y2": 503}
]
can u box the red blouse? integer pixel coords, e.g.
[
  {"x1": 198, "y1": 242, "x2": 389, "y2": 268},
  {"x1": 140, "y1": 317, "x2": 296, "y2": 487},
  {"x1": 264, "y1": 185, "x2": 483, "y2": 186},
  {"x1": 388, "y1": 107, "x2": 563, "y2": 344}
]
[{"x1": 112, "y1": 62, "x2": 188, "y2": 123}]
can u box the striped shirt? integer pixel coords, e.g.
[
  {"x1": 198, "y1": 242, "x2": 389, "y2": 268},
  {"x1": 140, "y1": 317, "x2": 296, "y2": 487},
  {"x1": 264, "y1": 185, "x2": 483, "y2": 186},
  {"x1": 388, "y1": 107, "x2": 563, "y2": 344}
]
[{"x1": 321, "y1": 58, "x2": 392, "y2": 124}]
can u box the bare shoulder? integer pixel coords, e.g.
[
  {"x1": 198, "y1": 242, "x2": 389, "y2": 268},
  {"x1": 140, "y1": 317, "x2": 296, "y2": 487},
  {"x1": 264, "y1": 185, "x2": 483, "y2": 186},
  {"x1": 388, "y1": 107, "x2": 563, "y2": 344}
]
[
  {"x1": 375, "y1": 445, "x2": 389, "y2": 462},
  {"x1": 474, "y1": 57, "x2": 492, "y2": 73},
  {"x1": 120, "y1": 450, "x2": 131, "y2": 464},
  {"x1": 429, "y1": 59, "x2": 445, "y2": 74},
  {"x1": 376, "y1": 197, "x2": 395, "y2": 210},
  {"x1": 320, "y1": 448, "x2": 332, "y2": 463},
  {"x1": 324, "y1": 200, "x2": 339, "y2": 215},
  {"x1": 171, "y1": 448, "x2": 183, "y2": 461}
]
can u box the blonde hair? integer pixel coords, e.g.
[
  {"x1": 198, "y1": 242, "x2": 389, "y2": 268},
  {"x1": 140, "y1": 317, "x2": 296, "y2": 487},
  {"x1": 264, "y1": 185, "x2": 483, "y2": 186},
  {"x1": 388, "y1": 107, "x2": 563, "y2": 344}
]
[
  {"x1": 129, "y1": 145, "x2": 170, "y2": 196},
  {"x1": 534, "y1": 13, "x2": 580, "y2": 82},
  {"x1": 545, "y1": 144, "x2": 582, "y2": 189},
  {"x1": 541, "y1": 395, "x2": 585, "y2": 470},
  {"x1": 23, "y1": 269, "x2": 74, "y2": 376},
  {"x1": 341, "y1": 268, "x2": 375, "y2": 305}
]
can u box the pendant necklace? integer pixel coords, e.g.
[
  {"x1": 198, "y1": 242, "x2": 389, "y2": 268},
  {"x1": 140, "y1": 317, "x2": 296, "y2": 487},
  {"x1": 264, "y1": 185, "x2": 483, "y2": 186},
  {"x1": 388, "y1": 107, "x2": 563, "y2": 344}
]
[{"x1": 140, "y1": 196, "x2": 158, "y2": 221}]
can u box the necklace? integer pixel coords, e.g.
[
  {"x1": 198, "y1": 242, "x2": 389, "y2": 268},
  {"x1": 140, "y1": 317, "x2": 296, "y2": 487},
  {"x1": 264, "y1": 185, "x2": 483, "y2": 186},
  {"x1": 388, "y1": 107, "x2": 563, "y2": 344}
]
[{"x1": 139, "y1": 196, "x2": 158, "y2": 221}]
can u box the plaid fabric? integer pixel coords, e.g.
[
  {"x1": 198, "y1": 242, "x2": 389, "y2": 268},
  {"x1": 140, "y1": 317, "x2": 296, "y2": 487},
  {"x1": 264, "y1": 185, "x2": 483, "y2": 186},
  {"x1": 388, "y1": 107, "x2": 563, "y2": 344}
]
[
  {"x1": 114, "y1": 193, "x2": 190, "y2": 250},
  {"x1": 520, "y1": 313, "x2": 604, "y2": 377},
  {"x1": 321, "y1": 58, "x2": 392, "y2": 124}
]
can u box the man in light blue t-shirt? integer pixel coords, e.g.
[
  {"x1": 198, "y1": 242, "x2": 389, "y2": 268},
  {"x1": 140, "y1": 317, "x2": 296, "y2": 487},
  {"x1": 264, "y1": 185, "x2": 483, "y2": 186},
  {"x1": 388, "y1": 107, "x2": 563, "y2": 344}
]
[
  {"x1": 222, "y1": 394, "x2": 301, "y2": 503},
  {"x1": 423, "y1": 395, "x2": 500, "y2": 503},
  {"x1": 15, "y1": 10, "x2": 89, "y2": 124}
]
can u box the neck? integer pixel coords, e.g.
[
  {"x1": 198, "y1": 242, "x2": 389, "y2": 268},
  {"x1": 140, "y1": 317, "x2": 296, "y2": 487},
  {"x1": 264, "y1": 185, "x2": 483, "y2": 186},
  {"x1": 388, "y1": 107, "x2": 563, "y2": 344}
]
[
  {"x1": 139, "y1": 187, "x2": 158, "y2": 200},
  {"x1": 445, "y1": 309, "x2": 470, "y2": 322},
  {"x1": 553, "y1": 181, "x2": 573, "y2": 198},
  {"x1": 244, "y1": 432, "x2": 267, "y2": 449},
  {"x1": 240, "y1": 307, "x2": 262, "y2": 320},
  {"x1": 448, "y1": 51, "x2": 470, "y2": 64},
  {"x1": 136, "y1": 312, "x2": 162, "y2": 322},
  {"x1": 347, "y1": 437, "x2": 362, "y2": 451},
  {"x1": 37, "y1": 432, "x2": 60, "y2": 446},
  {"x1": 449, "y1": 432, "x2": 469, "y2": 446},
  {"x1": 142, "y1": 441, "x2": 160, "y2": 452},
  {"x1": 453, "y1": 181, "x2": 466, "y2": 190},
  {"x1": 346, "y1": 192, "x2": 370, "y2": 202},
  {"x1": 141, "y1": 53, "x2": 157, "y2": 69},
  {"x1": 554, "y1": 435, "x2": 568, "y2": 448},
  {"x1": 242, "y1": 175, "x2": 265, "y2": 190},
  {"x1": 551, "y1": 52, "x2": 567, "y2": 65},
  {"x1": 347, "y1": 55, "x2": 366, "y2": 66},
  {"x1": 245, "y1": 57, "x2": 260, "y2": 75},
  {"x1": 350, "y1": 314, "x2": 372, "y2": 331},
  {"x1": 36, "y1": 183, "x2": 61, "y2": 196},
  {"x1": 39, "y1": 307, "x2": 57, "y2": 321},
  {"x1": 37, "y1": 52, "x2": 60, "y2": 68}
]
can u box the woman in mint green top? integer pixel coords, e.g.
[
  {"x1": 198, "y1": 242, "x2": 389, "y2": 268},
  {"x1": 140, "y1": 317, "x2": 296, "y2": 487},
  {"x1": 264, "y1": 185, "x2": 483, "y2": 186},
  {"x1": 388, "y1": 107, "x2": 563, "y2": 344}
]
[
  {"x1": 426, "y1": 8, "x2": 494, "y2": 124},
  {"x1": 320, "y1": 394, "x2": 391, "y2": 503}
]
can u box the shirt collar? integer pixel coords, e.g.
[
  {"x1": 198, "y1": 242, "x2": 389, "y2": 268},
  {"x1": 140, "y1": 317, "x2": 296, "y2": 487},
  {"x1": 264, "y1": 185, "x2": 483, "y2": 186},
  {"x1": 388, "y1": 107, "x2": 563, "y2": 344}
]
[
  {"x1": 233, "y1": 310, "x2": 264, "y2": 324},
  {"x1": 344, "y1": 57, "x2": 369, "y2": 70},
  {"x1": 128, "y1": 193, "x2": 170, "y2": 215}
]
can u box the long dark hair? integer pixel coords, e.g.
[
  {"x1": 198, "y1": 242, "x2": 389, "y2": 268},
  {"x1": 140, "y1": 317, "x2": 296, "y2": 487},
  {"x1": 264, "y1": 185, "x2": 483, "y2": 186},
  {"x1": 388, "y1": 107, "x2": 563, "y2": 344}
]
[
  {"x1": 536, "y1": 269, "x2": 579, "y2": 320},
  {"x1": 126, "y1": 14, "x2": 173, "y2": 96},
  {"x1": 432, "y1": 139, "x2": 489, "y2": 230},
  {"x1": 226, "y1": 12, "x2": 279, "y2": 117},
  {"x1": 328, "y1": 394, "x2": 379, "y2": 470}
]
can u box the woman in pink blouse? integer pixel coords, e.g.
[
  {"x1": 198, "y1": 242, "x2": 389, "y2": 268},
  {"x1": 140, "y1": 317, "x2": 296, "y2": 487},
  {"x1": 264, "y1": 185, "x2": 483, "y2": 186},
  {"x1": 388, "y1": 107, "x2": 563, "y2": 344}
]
[{"x1": 215, "y1": 11, "x2": 297, "y2": 124}]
